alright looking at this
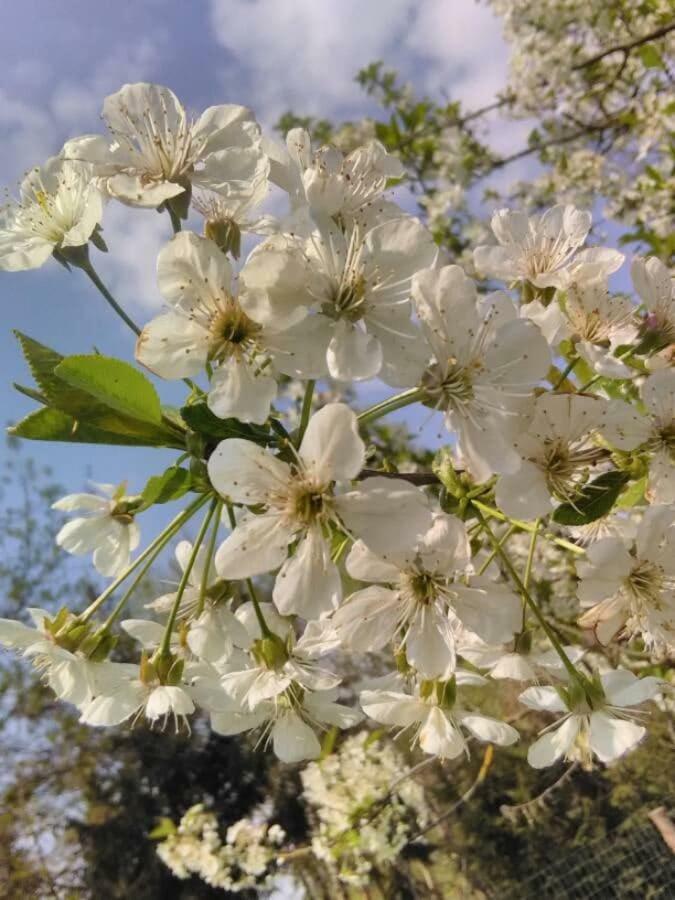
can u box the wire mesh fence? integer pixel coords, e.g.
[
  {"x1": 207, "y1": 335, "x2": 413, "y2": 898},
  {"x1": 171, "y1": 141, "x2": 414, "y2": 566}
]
[{"x1": 507, "y1": 807, "x2": 675, "y2": 899}]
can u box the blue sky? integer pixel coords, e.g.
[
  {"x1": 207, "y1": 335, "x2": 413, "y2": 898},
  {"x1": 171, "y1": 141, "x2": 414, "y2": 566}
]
[{"x1": 0, "y1": 1, "x2": 514, "y2": 546}]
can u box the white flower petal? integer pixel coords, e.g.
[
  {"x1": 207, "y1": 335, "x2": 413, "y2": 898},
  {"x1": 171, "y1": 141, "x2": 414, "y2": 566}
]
[
  {"x1": 214, "y1": 513, "x2": 292, "y2": 579},
  {"x1": 527, "y1": 716, "x2": 580, "y2": 768},
  {"x1": 273, "y1": 526, "x2": 341, "y2": 619},
  {"x1": 207, "y1": 438, "x2": 290, "y2": 504},
  {"x1": 299, "y1": 403, "x2": 365, "y2": 482},
  {"x1": 589, "y1": 712, "x2": 645, "y2": 763}
]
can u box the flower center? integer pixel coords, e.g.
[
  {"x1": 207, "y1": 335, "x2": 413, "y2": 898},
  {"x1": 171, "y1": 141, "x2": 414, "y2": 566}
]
[
  {"x1": 625, "y1": 560, "x2": 665, "y2": 608},
  {"x1": 282, "y1": 475, "x2": 328, "y2": 527},
  {"x1": 538, "y1": 439, "x2": 606, "y2": 502},
  {"x1": 400, "y1": 570, "x2": 442, "y2": 606},
  {"x1": 208, "y1": 302, "x2": 260, "y2": 362},
  {"x1": 323, "y1": 274, "x2": 367, "y2": 323}
]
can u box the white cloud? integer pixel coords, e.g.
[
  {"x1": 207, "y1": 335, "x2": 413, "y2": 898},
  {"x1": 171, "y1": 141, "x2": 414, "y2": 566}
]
[
  {"x1": 208, "y1": 0, "x2": 508, "y2": 125},
  {"x1": 95, "y1": 204, "x2": 167, "y2": 315},
  {"x1": 0, "y1": 38, "x2": 163, "y2": 185}
]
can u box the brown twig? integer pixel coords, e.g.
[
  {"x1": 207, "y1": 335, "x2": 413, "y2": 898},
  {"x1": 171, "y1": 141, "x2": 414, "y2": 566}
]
[
  {"x1": 402, "y1": 745, "x2": 494, "y2": 846},
  {"x1": 571, "y1": 22, "x2": 675, "y2": 70}
]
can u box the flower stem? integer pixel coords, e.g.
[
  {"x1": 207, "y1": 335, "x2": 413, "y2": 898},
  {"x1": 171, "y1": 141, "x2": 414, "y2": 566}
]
[
  {"x1": 99, "y1": 552, "x2": 159, "y2": 633},
  {"x1": 80, "y1": 257, "x2": 200, "y2": 393},
  {"x1": 158, "y1": 497, "x2": 218, "y2": 657},
  {"x1": 81, "y1": 259, "x2": 142, "y2": 337},
  {"x1": 196, "y1": 499, "x2": 222, "y2": 618},
  {"x1": 473, "y1": 507, "x2": 585, "y2": 687},
  {"x1": 471, "y1": 499, "x2": 585, "y2": 556},
  {"x1": 79, "y1": 494, "x2": 210, "y2": 622},
  {"x1": 523, "y1": 518, "x2": 540, "y2": 591},
  {"x1": 296, "y1": 379, "x2": 315, "y2": 447},
  {"x1": 552, "y1": 356, "x2": 579, "y2": 391},
  {"x1": 357, "y1": 387, "x2": 427, "y2": 426},
  {"x1": 167, "y1": 205, "x2": 183, "y2": 234},
  {"x1": 225, "y1": 503, "x2": 271, "y2": 637},
  {"x1": 476, "y1": 524, "x2": 517, "y2": 576},
  {"x1": 578, "y1": 345, "x2": 636, "y2": 393}
]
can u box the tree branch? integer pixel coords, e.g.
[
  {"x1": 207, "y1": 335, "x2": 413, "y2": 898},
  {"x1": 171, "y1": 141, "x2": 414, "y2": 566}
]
[{"x1": 571, "y1": 21, "x2": 675, "y2": 70}]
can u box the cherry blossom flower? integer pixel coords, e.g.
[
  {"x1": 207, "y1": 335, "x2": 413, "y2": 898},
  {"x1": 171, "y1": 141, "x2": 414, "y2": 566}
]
[
  {"x1": 564, "y1": 280, "x2": 637, "y2": 377},
  {"x1": 239, "y1": 216, "x2": 437, "y2": 384},
  {"x1": 602, "y1": 369, "x2": 675, "y2": 503},
  {"x1": 214, "y1": 607, "x2": 340, "y2": 711},
  {"x1": 632, "y1": 256, "x2": 674, "y2": 343},
  {"x1": 412, "y1": 265, "x2": 550, "y2": 479},
  {"x1": 361, "y1": 673, "x2": 519, "y2": 760},
  {"x1": 329, "y1": 512, "x2": 521, "y2": 677},
  {"x1": 136, "y1": 231, "x2": 306, "y2": 424},
  {"x1": 207, "y1": 403, "x2": 432, "y2": 619},
  {"x1": 495, "y1": 394, "x2": 610, "y2": 520},
  {"x1": 0, "y1": 608, "x2": 98, "y2": 707},
  {"x1": 0, "y1": 157, "x2": 103, "y2": 271},
  {"x1": 205, "y1": 684, "x2": 361, "y2": 764},
  {"x1": 474, "y1": 204, "x2": 623, "y2": 289},
  {"x1": 460, "y1": 634, "x2": 585, "y2": 682},
  {"x1": 52, "y1": 482, "x2": 140, "y2": 577},
  {"x1": 265, "y1": 127, "x2": 404, "y2": 226},
  {"x1": 79, "y1": 659, "x2": 196, "y2": 729},
  {"x1": 192, "y1": 172, "x2": 276, "y2": 259},
  {"x1": 576, "y1": 505, "x2": 675, "y2": 651},
  {"x1": 64, "y1": 82, "x2": 266, "y2": 210},
  {"x1": 520, "y1": 669, "x2": 663, "y2": 768}
]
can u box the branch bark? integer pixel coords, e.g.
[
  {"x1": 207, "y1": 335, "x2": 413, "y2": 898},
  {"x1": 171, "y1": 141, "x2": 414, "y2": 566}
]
[{"x1": 571, "y1": 21, "x2": 675, "y2": 70}]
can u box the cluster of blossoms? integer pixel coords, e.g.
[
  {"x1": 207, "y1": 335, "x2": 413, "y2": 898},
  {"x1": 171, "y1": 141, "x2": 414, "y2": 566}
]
[
  {"x1": 0, "y1": 82, "x2": 673, "y2": 782},
  {"x1": 156, "y1": 731, "x2": 431, "y2": 890},
  {"x1": 489, "y1": 0, "x2": 675, "y2": 240},
  {"x1": 300, "y1": 730, "x2": 430, "y2": 886},
  {"x1": 156, "y1": 803, "x2": 285, "y2": 893}
]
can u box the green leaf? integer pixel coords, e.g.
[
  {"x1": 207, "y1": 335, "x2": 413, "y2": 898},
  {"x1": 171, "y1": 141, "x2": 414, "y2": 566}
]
[
  {"x1": 54, "y1": 355, "x2": 162, "y2": 425},
  {"x1": 12, "y1": 383, "x2": 48, "y2": 405},
  {"x1": 14, "y1": 330, "x2": 68, "y2": 403},
  {"x1": 552, "y1": 471, "x2": 630, "y2": 526},
  {"x1": 638, "y1": 44, "x2": 664, "y2": 69},
  {"x1": 139, "y1": 467, "x2": 192, "y2": 509},
  {"x1": 616, "y1": 476, "x2": 647, "y2": 509},
  {"x1": 148, "y1": 818, "x2": 177, "y2": 840},
  {"x1": 8, "y1": 407, "x2": 170, "y2": 446},
  {"x1": 180, "y1": 402, "x2": 273, "y2": 445}
]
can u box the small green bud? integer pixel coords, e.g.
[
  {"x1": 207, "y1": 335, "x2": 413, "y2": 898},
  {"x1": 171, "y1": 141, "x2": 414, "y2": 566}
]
[
  {"x1": 419, "y1": 679, "x2": 436, "y2": 700},
  {"x1": 514, "y1": 630, "x2": 532, "y2": 655},
  {"x1": 437, "y1": 676, "x2": 456, "y2": 709},
  {"x1": 205, "y1": 218, "x2": 242, "y2": 259},
  {"x1": 252, "y1": 634, "x2": 288, "y2": 669}
]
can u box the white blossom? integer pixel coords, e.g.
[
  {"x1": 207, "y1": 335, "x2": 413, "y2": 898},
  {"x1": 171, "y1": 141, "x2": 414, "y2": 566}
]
[
  {"x1": 265, "y1": 127, "x2": 404, "y2": 226},
  {"x1": 52, "y1": 482, "x2": 140, "y2": 577},
  {"x1": 520, "y1": 669, "x2": 663, "y2": 768},
  {"x1": 0, "y1": 157, "x2": 103, "y2": 271},
  {"x1": 207, "y1": 403, "x2": 431, "y2": 619},
  {"x1": 412, "y1": 265, "x2": 550, "y2": 479},
  {"x1": 64, "y1": 82, "x2": 267, "y2": 210},
  {"x1": 473, "y1": 204, "x2": 623, "y2": 289},
  {"x1": 330, "y1": 512, "x2": 521, "y2": 677},
  {"x1": 495, "y1": 394, "x2": 610, "y2": 520},
  {"x1": 632, "y1": 256, "x2": 674, "y2": 343},
  {"x1": 0, "y1": 608, "x2": 98, "y2": 707},
  {"x1": 361, "y1": 674, "x2": 519, "y2": 760},
  {"x1": 79, "y1": 659, "x2": 195, "y2": 729},
  {"x1": 239, "y1": 216, "x2": 437, "y2": 384},
  {"x1": 602, "y1": 369, "x2": 675, "y2": 503},
  {"x1": 136, "y1": 231, "x2": 314, "y2": 423},
  {"x1": 576, "y1": 505, "x2": 675, "y2": 651}
]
